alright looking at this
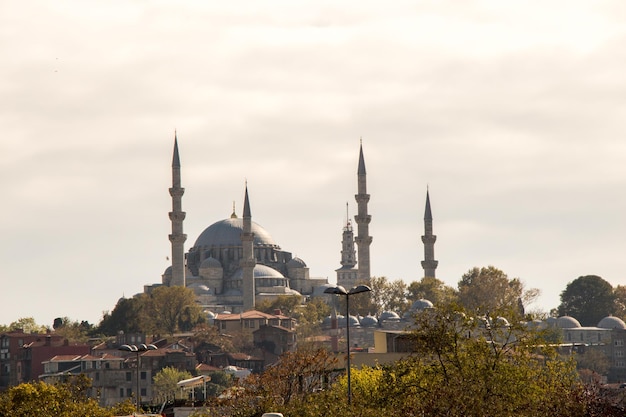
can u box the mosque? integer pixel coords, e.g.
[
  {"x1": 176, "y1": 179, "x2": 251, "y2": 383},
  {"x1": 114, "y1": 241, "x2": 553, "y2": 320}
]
[{"x1": 145, "y1": 136, "x2": 438, "y2": 314}]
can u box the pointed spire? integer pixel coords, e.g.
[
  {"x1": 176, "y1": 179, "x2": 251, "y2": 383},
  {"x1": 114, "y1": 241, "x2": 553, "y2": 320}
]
[
  {"x1": 357, "y1": 140, "x2": 366, "y2": 175},
  {"x1": 424, "y1": 188, "x2": 433, "y2": 221},
  {"x1": 172, "y1": 131, "x2": 181, "y2": 168},
  {"x1": 243, "y1": 182, "x2": 251, "y2": 218}
]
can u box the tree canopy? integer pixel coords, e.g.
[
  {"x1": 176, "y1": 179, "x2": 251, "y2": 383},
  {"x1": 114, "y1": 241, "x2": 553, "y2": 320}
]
[
  {"x1": 558, "y1": 275, "x2": 616, "y2": 326},
  {"x1": 457, "y1": 266, "x2": 539, "y2": 315}
]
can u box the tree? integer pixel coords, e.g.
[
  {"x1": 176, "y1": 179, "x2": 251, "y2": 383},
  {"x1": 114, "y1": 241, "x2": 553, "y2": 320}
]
[
  {"x1": 0, "y1": 375, "x2": 134, "y2": 417},
  {"x1": 203, "y1": 347, "x2": 338, "y2": 417},
  {"x1": 407, "y1": 276, "x2": 458, "y2": 306},
  {"x1": 52, "y1": 317, "x2": 94, "y2": 342},
  {"x1": 152, "y1": 366, "x2": 193, "y2": 403},
  {"x1": 457, "y1": 266, "x2": 539, "y2": 316},
  {"x1": 291, "y1": 297, "x2": 331, "y2": 341},
  {"x1": 97, "y1": 296, "x2": 147, "y2": 335},
  {"x1": 256, "y1": 295, "x2": 302, "y2": 317},
  {"x1": 3, "y1": 317, "x2": 49, "y2": 334},
  {"x1": 348, "y1": 276, "x2": 408, "y2": 316},
  {"x1": 146, "y1": 286, "x2": 205, "y2": 334},
  {"x1": 557, "y1": 275, "x2": 615, "y2": 327}
]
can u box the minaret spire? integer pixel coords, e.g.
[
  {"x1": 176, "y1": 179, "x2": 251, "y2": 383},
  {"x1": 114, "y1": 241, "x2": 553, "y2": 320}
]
[
  {"x1": 241, "y1": 183, "x2": 256, "y2": 311},
  {"x1": 336, "y1": 202, "x2": 357, "y2": 288},
  {"x1": 168, "y1": 133, "x2": 187, "y2": 287},
  {"x1": 421, "y1": 188, "x2": 438, "y2": 278},
  {"x1": 354, "y1": 141, "x2": 372, "y2": 282}
]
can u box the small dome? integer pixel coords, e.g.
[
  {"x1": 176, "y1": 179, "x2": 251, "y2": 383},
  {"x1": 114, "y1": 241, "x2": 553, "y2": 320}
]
[
  {"x1": 287, "y1": 257, "x2": 307, "y2": 268},
  {"x1": 163, "y1": 266, "x2": 172, "y2": 275},
  {"x1": 411, "y1": 299, "x2": 434, "y2": 311},
  {"x1": 338, "y1": 315, "x2": 360, "y2": 327},
  {"x1": 205, "y1": 310, "x2": 217, "y2": 319},
  {"x1": 360, "y1": 315, "x2": 378, "y2": 327},
  {"x1": 494, "y1": 317, "x2": 510, "y2": 327},
  {"x1": 545, "y1": 317, "x2": 558, "y2": 327},
  {"x1": 380, "y1": 311, "x2": 401, "y2": 321},
  {"x1": 557, "y1": 316, "x2": 582, "y2": 329},
  {"x1": 200, "y1": 257, "x2": 222, "y2": 269},
  {"x1": 598, "y1": 316, "x2": 626, "y2": 330}
]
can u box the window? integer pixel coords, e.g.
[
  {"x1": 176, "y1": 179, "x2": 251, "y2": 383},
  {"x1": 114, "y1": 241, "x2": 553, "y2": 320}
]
[
  {"x1": 120, "y1": 388, "x2": 124, "y2": 398},
  {"x1": 95, "y1": 372, "x2": 100, "y2": 381},
  {"x1": 616, "y1": 360, "x2": 626, "y2": 368},
  {"x1": 141, "y1": 371, "x2": 147, "y2": 380},
  {"x1": 617, "y1": 350, "x2": 624, "y2": 358},
  {"x1": 141, "y1": 388, "x2": 147, "y2": 396},
  {"x1": 126, "y1": 388, "x2": 132, "y2": 397},
  {"x1": 126, "y1": 372, "x2": 132, "y2": 381}
]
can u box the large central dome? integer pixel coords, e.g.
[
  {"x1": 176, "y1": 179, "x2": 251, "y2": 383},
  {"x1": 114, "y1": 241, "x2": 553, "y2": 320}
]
[{"x1": 193, "y1": 218, "x2": 276, "y2": 248}]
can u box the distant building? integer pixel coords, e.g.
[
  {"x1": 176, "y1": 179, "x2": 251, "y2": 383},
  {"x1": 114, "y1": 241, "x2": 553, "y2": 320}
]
[
  {"x1": 0, "y1": 330, "x2": 90, "y2": 391},
  {"x1": 145, "y1": 136, "x2": 328, "y2": 313}
]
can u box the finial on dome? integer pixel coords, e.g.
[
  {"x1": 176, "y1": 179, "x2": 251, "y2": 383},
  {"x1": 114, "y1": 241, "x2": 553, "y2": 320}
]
[{"x1": 230, "y1": 201, "x2": 237, "y2": 218}]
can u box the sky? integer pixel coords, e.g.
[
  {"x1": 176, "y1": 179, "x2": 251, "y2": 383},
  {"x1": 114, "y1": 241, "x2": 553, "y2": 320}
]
[{"x1": 2, "y1": 1, "x2": 626, "y2": 328}]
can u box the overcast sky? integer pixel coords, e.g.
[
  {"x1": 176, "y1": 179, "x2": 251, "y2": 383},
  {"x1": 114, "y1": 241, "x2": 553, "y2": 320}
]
[{"x1": 2, "y1": 1, "x2": 626, "y2": 327}]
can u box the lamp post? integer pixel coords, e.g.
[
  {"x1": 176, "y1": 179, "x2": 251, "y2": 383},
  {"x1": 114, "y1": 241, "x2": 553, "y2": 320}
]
[
  {"x1": 324, "y1": 284, "x2": 372, "y2": 405},
  {"x1": 119, "y1": 343, "x2": 158, "y2": 412}
]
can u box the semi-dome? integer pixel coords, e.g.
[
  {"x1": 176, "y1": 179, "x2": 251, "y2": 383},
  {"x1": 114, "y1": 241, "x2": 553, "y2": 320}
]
[
  {"x1": 232, "y1": 264, "x2": 285, "y2": 279},
  {"x1": 193, "y1": 218, "x2": 276, "y2": 248},
  {"x1": 287, "y1": 257, "x2": 307, "y2": 268},
  {"x1": 556, "y1": 316, "x2": 582, "y2": 329},
  {"x1": 598, "y1": 316, "x2": 626, "y2": 330},
  {"x1": 200, "y1": 256, "x2": 222, "y2": 269}
]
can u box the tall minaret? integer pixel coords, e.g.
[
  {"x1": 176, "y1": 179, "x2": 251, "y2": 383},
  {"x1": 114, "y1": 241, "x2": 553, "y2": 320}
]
[
  {"x1": 241, "y1": 184, "x2": 256, "y2": 311},
  {"x1": 336, "y1": 203, "x2": 357, "y2": 289},
  {"x1": 354, "y1": 142, "x2": 372, "y2": 282},
  {"x1": 421, "y1": 188, "x2": 438, "y2": 278},
  {"x1": 168, "y1": 134, "x2": 187, "y2": 287}
]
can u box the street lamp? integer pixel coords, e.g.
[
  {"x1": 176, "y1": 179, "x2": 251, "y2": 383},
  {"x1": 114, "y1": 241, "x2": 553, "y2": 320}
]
[
  {"x1": 324, "y1": 284, "x2": 372, "y2": 405},
  {"x1": 118, "y1": 343, "x2": 158, "y2": 412}
]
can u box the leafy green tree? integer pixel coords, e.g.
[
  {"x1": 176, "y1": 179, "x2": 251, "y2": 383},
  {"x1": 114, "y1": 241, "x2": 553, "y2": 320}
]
[
  {"x1": 152, "y1": 366, "x2": 193, "y2": 402},
  {"x1": 407, "y1": 276, "x2": 458, "y2": 306},
  {"x1": 52, "y1": 317, "x2": 94, "y2": 342},
  {"x1": 557, "y1": 275, "x2": 615, "y2": 326},
  {"x1": 458, "y1": 266, "x2": 539, "y2": 315},
  {"x1": 291, "y1": 297, "x2": 331, "y2": 341},
  {"x1": 256, "y1": 295, "x2": 302, "y2": 317},
  {"x1": 2, "y1": 317, "x2": 49, "y2": 334},
  {"x1": 347, "y1": 276, "x2": 408, "y2": 316},
  {"x1": 147, "y1": 286, "x2": 205, "y2": 334},
  {"x1": 98, "y1": 295, "x2": 147, "y2": 335},
  {"x1": 0, "y1": 375, "x2": 134, "y2": 417}
]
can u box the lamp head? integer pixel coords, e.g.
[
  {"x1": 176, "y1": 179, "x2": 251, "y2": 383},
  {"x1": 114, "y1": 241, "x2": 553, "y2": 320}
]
[
  {"x1": 348, "y1": 284, "x2": 372, "y2": 295},
  {"x1": 324, "y1": 285, "x2": 348, "y2": 295}
]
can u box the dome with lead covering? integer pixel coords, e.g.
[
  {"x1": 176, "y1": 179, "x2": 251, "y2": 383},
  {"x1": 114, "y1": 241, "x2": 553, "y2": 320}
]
[
  {"x1": 193, "y1": 218, "x2": 276, "y2": 248},
  {"x1": 557, "y1": 316, "x2": 582, "y2": 329},
  {"x1": 287, "y1": 257, "x2": 307, "y2": 268},
  {"x1": 200, "y1": 257, "x2": 222, "y2": 269},
  {"x1": 598, "y1": 316, "x2": 626, "y2": 330}
]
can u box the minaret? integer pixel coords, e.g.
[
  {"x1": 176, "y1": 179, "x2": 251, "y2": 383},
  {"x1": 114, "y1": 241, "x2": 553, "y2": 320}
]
[
  {"x1": 421, "y1": 188, "x2": 438, "y2": 278},
  {"x1": 168, "y1": 134, "x2": 187, "y2": 287},
  {"x1": 354, "y1": 142, "x2": 372, "y2": 282},
  {"x1": 336, "y1": 203, "x2": 357, "y2": 289},
  {"x1": 241, "y1": 184, "x2": 256, "y2": 311}
]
